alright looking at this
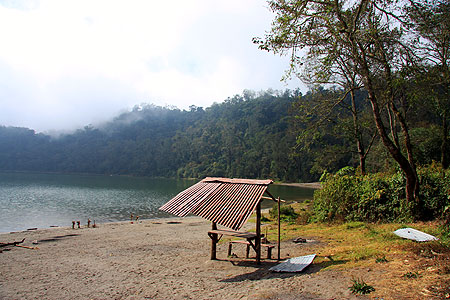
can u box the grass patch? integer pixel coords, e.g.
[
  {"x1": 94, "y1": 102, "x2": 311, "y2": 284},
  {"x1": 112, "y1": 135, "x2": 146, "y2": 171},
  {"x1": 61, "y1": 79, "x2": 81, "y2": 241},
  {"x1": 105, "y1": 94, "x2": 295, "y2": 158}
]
[
  {"x1": 403, "y1": 271, "x2": 419, "y2": 279},
  {"x1": 349, "y1": 278, "x2": 375, "y2": 295},
  {"x1": 250, "y1": 202, "x2": 450, "y2": 299},
  {"x1": 375, "y1": 256, "x2": 388, "y2": 263},
  {"x1": 345, "y1": 221, "x2": 365, "y2": 229}
]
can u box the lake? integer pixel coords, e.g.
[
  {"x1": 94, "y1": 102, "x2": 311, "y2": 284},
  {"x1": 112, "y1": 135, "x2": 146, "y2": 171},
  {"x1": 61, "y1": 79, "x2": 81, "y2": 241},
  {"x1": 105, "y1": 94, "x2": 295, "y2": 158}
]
[{"x1": 0, "y1": 172, "x2": 315, "y2": 233}]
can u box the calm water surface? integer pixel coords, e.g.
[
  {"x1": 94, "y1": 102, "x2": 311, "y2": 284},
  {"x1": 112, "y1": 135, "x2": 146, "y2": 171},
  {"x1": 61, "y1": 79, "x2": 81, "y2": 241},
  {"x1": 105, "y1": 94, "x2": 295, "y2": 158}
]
[{"x1": 0, "y1": 172, "x2": 315, "y2": 233}]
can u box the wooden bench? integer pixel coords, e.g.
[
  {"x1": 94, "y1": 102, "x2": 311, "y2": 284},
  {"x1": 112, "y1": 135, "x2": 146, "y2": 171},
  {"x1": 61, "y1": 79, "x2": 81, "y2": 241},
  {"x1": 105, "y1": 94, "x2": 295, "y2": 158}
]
[
  {"x1": 208, "y1": 229, "x2": 258, "y2": 240},
  {"x1": 227, "y1": 240, "x2": 275, "y2": 259},
  {"x1": 208, "y1": 228, "x2": 274, "y2": 261}
]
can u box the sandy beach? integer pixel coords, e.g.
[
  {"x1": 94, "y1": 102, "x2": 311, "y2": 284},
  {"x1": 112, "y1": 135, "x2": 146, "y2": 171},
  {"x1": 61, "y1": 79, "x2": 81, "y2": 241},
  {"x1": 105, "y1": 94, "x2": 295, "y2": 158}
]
[{"x1": 0, "y1": 216, "x2": 371, "y2": 300}]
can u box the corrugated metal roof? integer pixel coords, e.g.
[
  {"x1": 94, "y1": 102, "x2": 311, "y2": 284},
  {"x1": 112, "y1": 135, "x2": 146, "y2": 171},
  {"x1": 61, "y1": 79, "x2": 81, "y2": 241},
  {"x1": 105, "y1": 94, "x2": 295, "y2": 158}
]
[
  {"x1": 393, "y1": 228, "x2": 439, "y2": 242},
  {"x1": 159, "y1": 177, "x2": 273, "y2": 230},
  {"x1": 269, "y1": 254, "x2": 316, "y2": 272}
]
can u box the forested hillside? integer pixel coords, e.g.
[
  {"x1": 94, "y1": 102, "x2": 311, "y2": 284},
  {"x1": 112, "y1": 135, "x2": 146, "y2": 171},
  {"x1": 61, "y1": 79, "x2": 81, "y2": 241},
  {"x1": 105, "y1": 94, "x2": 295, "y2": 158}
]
[
  {"x1": 0, "y1": 86, "x2": 446, "y2": 183},
  {"x1": 0, "y1": 90, "x2": 310, "y2": 182}
]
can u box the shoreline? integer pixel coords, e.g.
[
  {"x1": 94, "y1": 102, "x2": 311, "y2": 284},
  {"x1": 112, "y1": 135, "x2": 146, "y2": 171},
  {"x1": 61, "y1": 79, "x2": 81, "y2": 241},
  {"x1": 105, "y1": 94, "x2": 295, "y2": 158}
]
[
  {"x1": 1, "y1": 170, "x2": 321, "y2": 188},
  {"x1": 0, "y1": 216, "x2": 364, "y2": 300},
  {"x1": 0, "y1": 179, "x2": 318, "y2": 234},
  {"x1": 274, "y1": 181, "x2": 321, "y2": 189},
  {"x1": 0, "y1": 216, "x2": 180, "y2": 236}
]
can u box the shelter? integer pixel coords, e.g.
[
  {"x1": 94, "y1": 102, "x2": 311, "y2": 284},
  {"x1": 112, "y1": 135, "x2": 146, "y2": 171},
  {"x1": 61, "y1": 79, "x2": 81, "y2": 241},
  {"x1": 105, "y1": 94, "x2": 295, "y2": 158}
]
[{"x1": 159, "y1": 177, "x2": 281, "y2": 264}]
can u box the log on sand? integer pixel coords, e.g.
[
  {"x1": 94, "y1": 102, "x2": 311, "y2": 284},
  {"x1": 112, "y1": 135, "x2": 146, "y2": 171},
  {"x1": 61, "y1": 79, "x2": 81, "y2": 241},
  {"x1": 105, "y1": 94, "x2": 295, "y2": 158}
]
[{"x1": 0, "y1": 238, "x2": 25, "y2": 248}]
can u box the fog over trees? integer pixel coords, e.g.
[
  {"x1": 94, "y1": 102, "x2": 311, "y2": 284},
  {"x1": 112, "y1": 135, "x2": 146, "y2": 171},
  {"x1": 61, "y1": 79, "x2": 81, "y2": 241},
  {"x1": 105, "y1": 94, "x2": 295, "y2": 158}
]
[{"x1": 0, "y1": 84, "x2": 446, "y2": 184}]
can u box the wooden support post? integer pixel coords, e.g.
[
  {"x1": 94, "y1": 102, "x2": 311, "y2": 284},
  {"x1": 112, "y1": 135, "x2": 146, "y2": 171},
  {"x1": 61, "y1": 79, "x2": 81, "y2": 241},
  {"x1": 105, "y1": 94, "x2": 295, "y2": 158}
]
[
  {"x1": 267, "y1": 246, "x2": 272, "y2": 259},
  {"x1": 256, "y1": 201, "x2": 261, "y2": 264},
  {"x1": 211, "y1": 222, "x2": 217, "y2": 260},
  {"x1": 277, "y1": 196, "x2": 281, "y2": 261}
]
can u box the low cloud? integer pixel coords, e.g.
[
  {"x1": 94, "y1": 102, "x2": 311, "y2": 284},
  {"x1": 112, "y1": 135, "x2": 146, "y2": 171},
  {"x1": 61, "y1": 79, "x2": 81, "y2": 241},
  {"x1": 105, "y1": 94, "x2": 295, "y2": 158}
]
[{"x1": 0, "y1": 0, "x2": 304, "y2": 132}]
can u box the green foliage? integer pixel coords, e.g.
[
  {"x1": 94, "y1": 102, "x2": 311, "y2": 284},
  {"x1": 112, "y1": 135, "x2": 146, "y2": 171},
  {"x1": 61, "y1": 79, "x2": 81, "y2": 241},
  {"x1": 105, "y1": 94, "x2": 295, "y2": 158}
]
[
  {"x1": 410, "y1": 127, "x2": 443, "y2": 165},
  {"x1": 260, "y1": 215, "x2": 271, "y2": 222},
  {"x1": 291, "y1": 89, "x2": 375, "y2": 178},
  {"x1": 417, "y1": 162, "x2": 450, "y2": 220},
  {"x1": 0, "y1": 90, "x2": 312, "y2": 182},
  {"x1": 403, "y1": 272, "x2": 419, "y2": 279},
  {"x1": 442, "y1": 206, "x2": 450, "y2": 238},
  {"x1": 349, "y1": 278, "x2": 375, "y2": 295},
  {"x1": 269, "y1": 204, "x2": 298, "y2": 223},
  {"x1": 345, "y1": 221, "x2": 365, "y2": 229},
  {"x1": 259, "y1": 0, "x2": 449, "y2": 208},
  {"x1": 313, "y1": 165, "x2": 450, "y2": 222},
  {"x1": 375, "y1": 256, "x2": 388, "y2": 263}
]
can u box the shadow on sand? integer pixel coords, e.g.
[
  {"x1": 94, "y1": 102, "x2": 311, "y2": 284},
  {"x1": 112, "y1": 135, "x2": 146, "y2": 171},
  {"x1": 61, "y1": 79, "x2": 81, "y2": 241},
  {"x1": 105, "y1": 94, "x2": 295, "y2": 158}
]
[
  {"x1": 219, "y1": 258, "x2": 348, "y2": 282},
  {"x1": 38, "y1": 233, "x2": 80, "y2": 243}
]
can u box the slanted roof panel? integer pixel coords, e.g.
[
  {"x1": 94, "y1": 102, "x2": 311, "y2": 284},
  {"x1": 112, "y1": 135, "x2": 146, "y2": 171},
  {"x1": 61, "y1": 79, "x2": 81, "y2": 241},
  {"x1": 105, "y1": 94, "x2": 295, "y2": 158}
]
[
  {"x1": 159, "y1": 181, "x2": 221, "y2": 217},
  {"x1": 192, "y1": 183, "x2": 268, "y2": 231},
  {"x1": 159, "y1": 177, "x2": 272, "y2": 230},
  {"x1": 269, "y1": 254, "x2": 316, "y2": 272}
]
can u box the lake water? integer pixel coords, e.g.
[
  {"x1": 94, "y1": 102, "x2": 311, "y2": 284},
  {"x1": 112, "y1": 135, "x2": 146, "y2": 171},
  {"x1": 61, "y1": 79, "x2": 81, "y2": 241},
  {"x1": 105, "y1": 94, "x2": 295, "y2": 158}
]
[{"x1": 0, "y1": 172, "x2": 315, "y2": 233}]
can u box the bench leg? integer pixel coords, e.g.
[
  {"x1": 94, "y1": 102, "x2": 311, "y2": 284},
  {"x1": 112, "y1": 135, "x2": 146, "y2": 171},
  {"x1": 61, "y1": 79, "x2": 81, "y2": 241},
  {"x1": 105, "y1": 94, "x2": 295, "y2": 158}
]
[
  {"x1": 267, "y1": 247, "x2": 272, "y2": 259},
  {"x1": 246, "y1": 244, "x2": 250, "y2": 258},
  {"x1": 228, "y1": 242, "x2": 232, "y2": 257},
  {"x1": 211, "y1": 222, "x2": 217, "y2": 260}
]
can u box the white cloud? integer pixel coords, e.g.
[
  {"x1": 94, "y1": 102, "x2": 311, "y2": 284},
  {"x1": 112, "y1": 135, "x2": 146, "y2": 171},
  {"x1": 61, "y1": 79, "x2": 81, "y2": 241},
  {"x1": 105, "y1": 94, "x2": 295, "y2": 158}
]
[{"x1": 0, "y1": 0, "x2": 304, "y2": 132}]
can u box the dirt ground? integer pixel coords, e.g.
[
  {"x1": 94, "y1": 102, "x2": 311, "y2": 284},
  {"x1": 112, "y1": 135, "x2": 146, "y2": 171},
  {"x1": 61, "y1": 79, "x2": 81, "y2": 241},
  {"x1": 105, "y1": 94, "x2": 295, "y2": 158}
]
[{"x1": 0, "y1": 217, "x2": 378, "y2": 300}]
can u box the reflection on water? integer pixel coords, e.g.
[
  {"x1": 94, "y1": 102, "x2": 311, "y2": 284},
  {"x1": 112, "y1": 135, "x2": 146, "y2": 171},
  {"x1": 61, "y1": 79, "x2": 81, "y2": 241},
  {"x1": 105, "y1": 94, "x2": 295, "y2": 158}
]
[{"x1": 0, "y1": 172, "x2": 315, "y2": 233}]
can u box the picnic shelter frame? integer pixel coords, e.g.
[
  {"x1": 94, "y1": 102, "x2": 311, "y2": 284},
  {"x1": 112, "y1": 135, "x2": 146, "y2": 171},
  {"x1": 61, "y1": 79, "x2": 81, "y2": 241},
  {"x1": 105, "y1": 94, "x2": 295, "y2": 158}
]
[{"x1": 159, "y1": 177, "x2": 282, "y2": 264}]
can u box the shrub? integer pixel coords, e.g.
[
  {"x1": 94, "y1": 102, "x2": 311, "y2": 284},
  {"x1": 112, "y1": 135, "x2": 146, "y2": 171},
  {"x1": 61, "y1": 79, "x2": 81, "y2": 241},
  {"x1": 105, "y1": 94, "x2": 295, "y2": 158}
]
[
  {"x1": 417, "y1": 163, "x2": 450, "y2": 220},
  {"x1": 403, "y1": 271, "x2": 419, "y2": 279},
  {"x1": 313, "y1": 164, "x2": 450, "y2": 223},
  {"x1": 349, "y1": 278, "x2": 375, "y2": 295},
  {"x1": 269, "y1": 204, "x2": 298, "y2": 223},
  {"x1": 312, "y1": 167, "x2": 363, "y2": 222}
]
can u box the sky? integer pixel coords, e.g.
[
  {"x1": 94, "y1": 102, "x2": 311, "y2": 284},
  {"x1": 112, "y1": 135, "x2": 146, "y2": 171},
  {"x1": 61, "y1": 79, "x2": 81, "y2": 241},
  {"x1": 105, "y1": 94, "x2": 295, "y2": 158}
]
[{"x1": 0, "y1": 0, "x2": 305, "y2": 132}]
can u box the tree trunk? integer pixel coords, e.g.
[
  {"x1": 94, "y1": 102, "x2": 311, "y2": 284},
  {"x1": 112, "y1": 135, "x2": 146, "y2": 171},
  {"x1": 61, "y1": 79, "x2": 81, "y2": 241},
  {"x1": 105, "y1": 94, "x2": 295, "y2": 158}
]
[
  {"x1": 389, "y1": 100, "x2": 421, "y2": 202},
  {"x1": 350, "y1": 89, "x2": 366, "y2": 175},
  {"x1": 442, "y1": 113, "x2": 449, "y2": 169},
  {"x1": 359, "y1": 154, "x2": 366, "y2": 175},
  {"x1": 361, "y1": 31, "x2": 421, "y2": 218},
  {"x1": 364, "y1": 81, "x2": 419, "y2": 215}
]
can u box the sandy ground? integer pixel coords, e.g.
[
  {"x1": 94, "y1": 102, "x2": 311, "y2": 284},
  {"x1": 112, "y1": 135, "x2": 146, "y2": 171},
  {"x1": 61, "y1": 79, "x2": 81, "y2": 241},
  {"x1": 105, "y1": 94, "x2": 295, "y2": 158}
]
[{"x1": 0, "y1": 217, "x2": 369, "y2": 300}]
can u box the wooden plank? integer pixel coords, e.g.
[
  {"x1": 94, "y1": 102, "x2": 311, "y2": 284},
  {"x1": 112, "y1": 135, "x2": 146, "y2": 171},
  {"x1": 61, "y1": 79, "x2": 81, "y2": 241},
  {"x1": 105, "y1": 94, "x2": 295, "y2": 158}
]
[
  {"x1": 228, "y1": 240, "x2": 275, "y2": 259},
  {"x1": 202, "y1": 177, "x2": 273, "y2": 185},
  {"x1": 15, "y1": 245, "x2": 39, "y2": 250},
  {"x1": 0, "y1": 238, "x2": 25, "y2": 248},
  {"x1": 261, "y1": 196, "x2": 286, "y2": 202},
  {"x1": 208, "y1": 229, "x2": 257, "y2": 239}
]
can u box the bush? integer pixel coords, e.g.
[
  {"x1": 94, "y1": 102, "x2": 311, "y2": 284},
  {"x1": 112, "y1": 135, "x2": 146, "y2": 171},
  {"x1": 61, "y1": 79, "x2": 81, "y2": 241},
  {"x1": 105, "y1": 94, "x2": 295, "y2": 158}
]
[
  {"x1": 269, "y1": 204, "x2": 298, "y2": 223},
  {"x1": 313, "y1": 164, "x2": 450, "y2": 222},
  {"x1": 349, "y1": 278, "x2": 375, "y2": 295},
  {"x1": 417, "y1": 162, "x2": 450, "y2": 220}
]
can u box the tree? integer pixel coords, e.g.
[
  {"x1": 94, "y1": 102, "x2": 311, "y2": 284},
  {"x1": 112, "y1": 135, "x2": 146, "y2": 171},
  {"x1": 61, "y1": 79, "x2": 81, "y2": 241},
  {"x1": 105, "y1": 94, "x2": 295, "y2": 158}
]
[
  {"x1": 406, "y1": 0, "x2": 450, "y2": 168},
  {"x1": 292, "y1": 88, "x2": 376, "y2": 175},
  {"x1": 255, "y1": 0, "x2": 425, "y2": 215}
]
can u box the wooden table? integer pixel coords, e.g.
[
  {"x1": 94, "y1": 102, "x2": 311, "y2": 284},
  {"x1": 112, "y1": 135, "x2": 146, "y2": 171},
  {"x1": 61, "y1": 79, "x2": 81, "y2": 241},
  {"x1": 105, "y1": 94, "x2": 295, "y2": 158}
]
[
  {"x1": 208, "y1": 229, "x2": 258, "y2": 240},
  {"x1": 207, "y1": 201, "x2": 263, "y2": 264},
  {"x1": 208, "y1": 228, "x2": 261, "y2": 262}
]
